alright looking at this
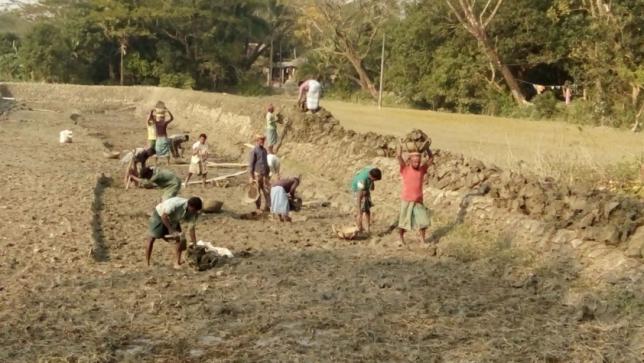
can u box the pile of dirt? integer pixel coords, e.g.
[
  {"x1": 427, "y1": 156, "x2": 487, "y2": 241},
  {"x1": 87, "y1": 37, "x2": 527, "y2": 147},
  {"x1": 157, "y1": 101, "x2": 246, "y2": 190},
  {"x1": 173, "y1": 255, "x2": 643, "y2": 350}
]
[
  {"x1": 186, "y1": 246, "x2": 226, "y2": 271},
  {"x1": 427, "y1": 150, "x2": 643, "y2": 246}
]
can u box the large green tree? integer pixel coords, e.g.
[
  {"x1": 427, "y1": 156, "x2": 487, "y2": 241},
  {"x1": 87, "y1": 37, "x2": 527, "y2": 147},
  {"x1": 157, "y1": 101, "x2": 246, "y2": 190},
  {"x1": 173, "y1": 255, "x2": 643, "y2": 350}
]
[{"x1": 298, "y1": 0, "x2": 397, "y2": 99}]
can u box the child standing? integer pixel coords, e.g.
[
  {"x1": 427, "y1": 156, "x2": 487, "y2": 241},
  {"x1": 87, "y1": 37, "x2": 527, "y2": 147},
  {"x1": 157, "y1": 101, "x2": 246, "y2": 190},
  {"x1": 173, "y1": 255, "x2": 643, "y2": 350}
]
[{"x1": 185, "y1": 133, "x2": 209, "y2": 187}]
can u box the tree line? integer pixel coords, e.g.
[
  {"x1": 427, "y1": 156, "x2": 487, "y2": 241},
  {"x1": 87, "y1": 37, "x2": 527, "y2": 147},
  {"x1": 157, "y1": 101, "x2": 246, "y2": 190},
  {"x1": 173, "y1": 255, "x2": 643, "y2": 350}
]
[{"x1": 0, "y1": 0, "x2": 642, "y2": 128}]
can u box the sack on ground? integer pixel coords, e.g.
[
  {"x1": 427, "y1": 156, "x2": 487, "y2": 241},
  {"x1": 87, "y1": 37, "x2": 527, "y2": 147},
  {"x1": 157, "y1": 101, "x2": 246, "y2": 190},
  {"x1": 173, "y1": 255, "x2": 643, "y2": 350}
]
[{"x1": 59, "y1": 130, "x2": 73, "y2": 144}]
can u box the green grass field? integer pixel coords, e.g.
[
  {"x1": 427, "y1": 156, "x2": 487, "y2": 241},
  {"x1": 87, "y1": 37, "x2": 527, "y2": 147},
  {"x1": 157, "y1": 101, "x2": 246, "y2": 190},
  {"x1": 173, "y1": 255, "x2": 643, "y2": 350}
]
[{"x1": 323, "y1": 100, "x2": 644, "y2": 181}]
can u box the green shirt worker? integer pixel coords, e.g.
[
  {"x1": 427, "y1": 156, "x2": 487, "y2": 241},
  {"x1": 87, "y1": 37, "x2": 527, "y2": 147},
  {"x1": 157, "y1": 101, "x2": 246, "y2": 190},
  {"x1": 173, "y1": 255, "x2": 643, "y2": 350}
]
[
  {"x1": 350, "y1": 166, "x2": 382, "y2": 234},
  {"x1": 146, "y1": 196, "x2": 202, "y2": 268},
  {"x1": 130, "y1": 167, "x2": 182, "y2": 201}
]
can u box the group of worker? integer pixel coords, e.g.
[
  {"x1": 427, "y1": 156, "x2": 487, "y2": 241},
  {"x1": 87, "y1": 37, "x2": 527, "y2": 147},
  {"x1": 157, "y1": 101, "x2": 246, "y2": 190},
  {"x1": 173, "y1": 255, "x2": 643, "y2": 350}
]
[
  {"x1": 131, "y1": 76, "x2": 433, "y2": 268},
  {"x1": 127, "y1": 100, "x2": 299, "y2": 268}
]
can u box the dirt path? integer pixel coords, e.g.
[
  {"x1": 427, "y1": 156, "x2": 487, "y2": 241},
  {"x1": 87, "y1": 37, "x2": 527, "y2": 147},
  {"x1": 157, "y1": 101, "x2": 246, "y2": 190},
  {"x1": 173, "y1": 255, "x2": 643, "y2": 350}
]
[{"x1": 0, "y1": 102, "x2": 641, "y2": 362}]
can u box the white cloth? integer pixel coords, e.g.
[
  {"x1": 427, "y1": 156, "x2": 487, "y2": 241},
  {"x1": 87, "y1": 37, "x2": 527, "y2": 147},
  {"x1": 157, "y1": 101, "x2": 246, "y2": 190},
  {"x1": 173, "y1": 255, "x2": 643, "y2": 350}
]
[
  {"x1": 155, "y1": 197, "x2": 187, "y2": 217},
  {"x1": 306, "y1": 80, "x2": 321, "y2": 110},
  {"x1": 191, "y1": 141, "x2": 208, "y2": 164},
  {"x1": 59, "y1": 130, "x2": 73, "y2": 143},
  {"x1": 196, "y1": 241, "x2": 234, "y2": 258},
  {"x1": 270, "y1": 186, "x2": 290, "y2": 215},
  {"x1": 267, "y1": 154, "x2": 280, "y2": 177}
]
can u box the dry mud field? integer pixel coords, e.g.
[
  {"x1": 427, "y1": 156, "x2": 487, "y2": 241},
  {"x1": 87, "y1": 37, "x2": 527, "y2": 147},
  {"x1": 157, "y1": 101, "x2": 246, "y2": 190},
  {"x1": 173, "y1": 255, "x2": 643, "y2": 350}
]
[{"x1": 1, "y1": 83, "x2": 643, "y2": 362}]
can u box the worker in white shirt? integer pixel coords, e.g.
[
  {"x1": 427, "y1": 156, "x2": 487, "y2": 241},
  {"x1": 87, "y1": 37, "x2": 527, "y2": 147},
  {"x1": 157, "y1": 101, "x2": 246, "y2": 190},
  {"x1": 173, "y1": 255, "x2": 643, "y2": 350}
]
[{"x1": 184, "y1": 133, "x2": 209, "y2": 187}]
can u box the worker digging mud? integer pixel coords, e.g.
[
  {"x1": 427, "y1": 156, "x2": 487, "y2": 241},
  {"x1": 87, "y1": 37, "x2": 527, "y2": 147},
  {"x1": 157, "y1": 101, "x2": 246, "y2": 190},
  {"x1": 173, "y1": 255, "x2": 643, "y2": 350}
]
[
  {"x1": 184, "y1": 133, "x2": 209, "y2": 187},
  {"x1": 151, "y1": 101, "x2": 174, "y2": 165},
  {"x1": 249, "y1": 134, "x2": 271, "y2": 212},
  {"x1": 169, "y1": 133, "x2": 190, "y2": 160},
  {"x1": 397, "y1": 144, "x2": 433, "y2": 245},
  {"x1": 297, "y1": 76, "x2": 322, "y2": 113},
  {"x1": 265, "y1": 104, "x2": 282, "y2": 153},
  {"x1": 351, "y1": 166, "x2": 382, "y2": 234},
  {"x1": 146, "y1": 196, "x2": 202, "y2": 268},
  {"x1": 129, "y1": 167, "x2": 182, "y2": 200},
  {"x1": 270, "y1": 176, "x2": 301, "y2": 222},
  {"x1": 123, "y1": 147, "x2": 154, "y2": 188}
]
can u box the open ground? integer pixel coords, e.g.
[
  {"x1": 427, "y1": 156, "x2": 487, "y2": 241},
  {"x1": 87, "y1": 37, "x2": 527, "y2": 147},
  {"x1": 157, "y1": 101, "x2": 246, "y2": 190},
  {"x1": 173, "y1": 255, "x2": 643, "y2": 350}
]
[{"x1": 0, "y1": 84, "x2": 643, "y2": 362}]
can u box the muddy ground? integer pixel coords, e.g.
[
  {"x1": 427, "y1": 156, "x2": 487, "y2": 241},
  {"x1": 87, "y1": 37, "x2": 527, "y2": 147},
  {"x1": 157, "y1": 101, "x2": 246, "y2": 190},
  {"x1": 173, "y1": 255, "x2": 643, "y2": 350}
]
[{"x1": 0, "y1": 96, "x2": 643, "y2": 362}]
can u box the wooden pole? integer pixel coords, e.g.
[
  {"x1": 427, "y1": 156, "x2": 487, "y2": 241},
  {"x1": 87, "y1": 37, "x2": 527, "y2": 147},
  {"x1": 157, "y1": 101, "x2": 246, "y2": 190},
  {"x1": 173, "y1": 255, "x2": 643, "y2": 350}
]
[
  {"x1": 377, "y1": 33, "x2": 386, "y2": 110},
  {"x1": 185, "y1": 170, "x2": 247, "y2": 186},
  {"x1": 268, "y1": 37, "x2": 274, "y2": 87},
  {"x1": 206, "y1": 162, "x2": 248, "y2": 168}
]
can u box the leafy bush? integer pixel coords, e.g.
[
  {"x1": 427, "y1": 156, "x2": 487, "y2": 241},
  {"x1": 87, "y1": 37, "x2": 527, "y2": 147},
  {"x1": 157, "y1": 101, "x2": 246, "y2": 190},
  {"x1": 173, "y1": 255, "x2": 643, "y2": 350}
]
[
  {"x1": 484, "y1": 91, "x2": 516, "y2": 116},
  {"x1": 531, "y1": 92, "x2": 561, "y2": 119},
  {"x1": 236, "y1": 75, "x2": 272, "y2": 96},
  {"x1": 125, "y1": 52, "x2": 158, "y2": 85},
  {"x1": 159, "y1": 73, "x2": 195, "y2": 89},
  {"x1": 562, "y1": 100, "x2": 596, "y2": 125},
  {"x1": 0, "y1": 53, "x2": 22, "y2": 80}
]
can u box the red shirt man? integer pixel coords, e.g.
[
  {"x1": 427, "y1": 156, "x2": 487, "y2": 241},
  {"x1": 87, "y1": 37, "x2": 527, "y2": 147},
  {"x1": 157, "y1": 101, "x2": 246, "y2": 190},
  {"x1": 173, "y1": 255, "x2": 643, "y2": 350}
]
[{"x1": 397, "y1": 145, "x2": 433, "y2": 244}]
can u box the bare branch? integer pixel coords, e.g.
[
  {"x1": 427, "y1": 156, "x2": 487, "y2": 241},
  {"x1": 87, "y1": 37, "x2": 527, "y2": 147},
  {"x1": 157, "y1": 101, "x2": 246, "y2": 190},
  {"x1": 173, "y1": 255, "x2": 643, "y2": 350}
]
[
  {"x1": 479, "y1": 0, "x2": 492, "y2": 24},
  {"x1": 360, "y1": 26, "x2": 380, "y2": 59},
  {"x1": 446, "y1": 1, "x2": 465, "y2": 25},
  {"x1": 483, "y1": 0, "x2": 503, "y2": 28}
]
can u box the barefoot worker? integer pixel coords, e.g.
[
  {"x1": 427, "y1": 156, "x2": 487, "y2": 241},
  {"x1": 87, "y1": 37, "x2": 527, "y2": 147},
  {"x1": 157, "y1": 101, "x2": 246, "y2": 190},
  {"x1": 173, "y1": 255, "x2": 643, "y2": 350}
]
[
  {"x1": 351, "y1": 166, "x2": 382, "y2": 234},
  {"x1": 169, "y1": 133, "x2": 190, "y2": 159},
  {"x1": 152, "y1": 101, "x2": 174, "y2": 164},
  {"x1": 396, "y1": 144, "x2": 433, "y2": 244},
  {"x1": 270, "y1": 176, "x2": 300, "y2": 222},
  {"x1": 297, "y1": 76, "x2": 322, "y2": 112},
  {"x1": 146, "y1": 196, "x2": 202, "y2": 267},
  {"x1": 185, "y1": 133, "x2": 209, "y2": 187},
  {"x1": 122, "y1": 147, "x2": 154, "y2": 188},
  {"x1": 248, "y1": 134, "x2": 271, "y2": 212},
  {"x1": 265, "y1": 104, "x2": 282, "y2": 152},
  {"x1": 130, "y1": 167, "x2": 182, "y2": 201}
]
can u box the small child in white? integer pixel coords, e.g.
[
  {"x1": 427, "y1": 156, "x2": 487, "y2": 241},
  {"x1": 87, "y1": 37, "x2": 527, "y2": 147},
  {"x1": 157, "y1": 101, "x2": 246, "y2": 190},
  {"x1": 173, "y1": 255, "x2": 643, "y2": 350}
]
[{"x1": 185, "y1": 133, "x2": 209, "y2": 187}]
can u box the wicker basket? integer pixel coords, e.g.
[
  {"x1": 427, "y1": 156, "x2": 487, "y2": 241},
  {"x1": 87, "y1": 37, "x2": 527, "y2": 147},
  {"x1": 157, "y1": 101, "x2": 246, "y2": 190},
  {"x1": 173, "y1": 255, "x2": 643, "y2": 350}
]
[
  {"x1": 332, "y1": 225, "x2": 360, "y2": 240},
  {"x1": 243, "y1": 182, "x2": 260, "y2": 204},
  {"x1": 402, "y1": 139, "x2": 431, "y2": 153},
  {"x1": 203, "y1": 200, "x2": 223, "y2": 214}
]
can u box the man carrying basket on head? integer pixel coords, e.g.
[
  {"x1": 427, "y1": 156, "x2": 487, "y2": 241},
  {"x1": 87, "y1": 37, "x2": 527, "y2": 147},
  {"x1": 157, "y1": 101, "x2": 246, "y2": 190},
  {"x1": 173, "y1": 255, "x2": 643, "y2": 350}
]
[
  {"x1": 396, "y1": 133, "x2": 433, "y2": 245},
  {"x1": 151, "y1": 101, "x2": 175, "y2": 165}
]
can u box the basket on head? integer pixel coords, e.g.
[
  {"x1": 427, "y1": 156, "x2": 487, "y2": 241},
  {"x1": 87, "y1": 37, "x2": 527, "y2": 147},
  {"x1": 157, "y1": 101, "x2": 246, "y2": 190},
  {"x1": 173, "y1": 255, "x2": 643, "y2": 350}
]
[
  {"x1": 153, "y1": 101, "x2": 168, "y2": 119},
  {"x1": 243, "y1": 182, "x2": 260, "y2": 204},
  {"x1": 402, "y1": 138, "x2": 432, "y2": 153}
]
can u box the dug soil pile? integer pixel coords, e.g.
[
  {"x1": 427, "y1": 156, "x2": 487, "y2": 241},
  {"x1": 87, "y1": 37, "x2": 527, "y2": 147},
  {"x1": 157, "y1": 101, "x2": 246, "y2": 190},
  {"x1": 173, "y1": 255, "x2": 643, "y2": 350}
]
[{"x1": 0, "y1": 82, "x2": 642, "y2": 362}]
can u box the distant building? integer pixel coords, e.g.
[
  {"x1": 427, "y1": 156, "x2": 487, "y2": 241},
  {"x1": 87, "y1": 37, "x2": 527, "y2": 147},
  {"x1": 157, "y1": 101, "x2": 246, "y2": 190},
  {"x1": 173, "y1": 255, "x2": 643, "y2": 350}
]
[{"x1": 265, "y1": 58, "x2": 305, "y2": 89}]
